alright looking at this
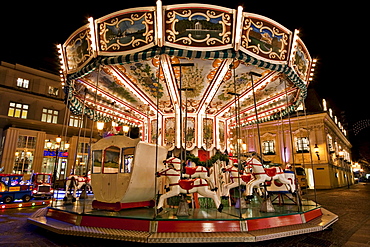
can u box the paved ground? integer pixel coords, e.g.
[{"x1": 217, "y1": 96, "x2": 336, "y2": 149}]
[{"x1": 0, "y1": 183, "x2": 369, "y2": 246}]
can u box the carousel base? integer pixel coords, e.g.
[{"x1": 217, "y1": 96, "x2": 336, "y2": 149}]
[
  {"x1": 1, "y1": 199, "x2": 52, "y2": 210},
  {"x1": 27, "y1": 196, "x2": 338, "y2": 243}
]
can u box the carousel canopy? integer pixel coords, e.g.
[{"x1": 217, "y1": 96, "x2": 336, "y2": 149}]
[{"x1": 59, "y1": 2, "x2": 314, "y2": 151}]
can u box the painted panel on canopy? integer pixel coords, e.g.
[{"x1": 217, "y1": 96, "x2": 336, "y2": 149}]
[
  {"x1": 218, "y1": 120, "x2": 226, "y2": 150},
  {"x1": 290, "y1": 36, "x2": 312, "y2": 83},
  {"x1": 164, "y1": 4, "x2": 234, "y2": 50},
  {"x1": 174, "y1": 57, "x2": 215, "y2": 112},
  {"x1": 76, "y1": 69, "x2": 147, "y2": 123},
  {"x1": 150, "y1": 119, "x2": 158, "y2": 144},
  {"x1": 184, "y1": 117, "x2": 196, "y2": 149},
  {"x1": 241, "y1": 13, "x2": 292, "y2": 64},
  {"x1": 238, "y1": 78, "x2": 299, "y2": 125},
  {"x1": 164, "y1": 117, "x2": 176, "y2": 150},
  {"x1": 239, "y1": 75, "x2": 295, "y2": 109},
  {"x1": 64, "y1": 24, "x2": 94, "y2": 74},
  {"x1": 110, "y1": 57, "x2": 170, "y2": 110},
  {"x1": 118, "y1": 56, "x2": 217, "y2": 114},
  {"x1": 96, "y1": 7, "x2": 155, "y2": 55},
  {"x1": 83, "y1": 68, "x2": 140, "y2": 104},
  {"x1": 203, "y1": 118, "x2": 214, "y2": 150},
  {"x1": 210, "y1": 61, "x2": 268, "y2": 117}
]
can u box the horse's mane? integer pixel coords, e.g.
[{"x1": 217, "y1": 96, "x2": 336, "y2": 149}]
[{"x1": 247, "y1": 152, "x2": 264, "y2": 164}]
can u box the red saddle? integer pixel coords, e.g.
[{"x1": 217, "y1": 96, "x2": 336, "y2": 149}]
[
  {"x1": 179, "y1": 179, "x2": 195, "y2": 190},
  {"x1": 264, "y1": 168, "x2": 277, "y2": 177},
  {"x1": 274, "y1": 180, "x2": 284, "y2": 187},
  {"x1": 185, "y1": 167, "x2": 197, "y2": 176},
  {"x1": 241, "y1": 174, "x2": 253, "y2": 183}
]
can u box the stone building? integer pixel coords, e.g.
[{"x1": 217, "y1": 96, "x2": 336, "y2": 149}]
[
  {"x1": 229, "y1": 104, "x2": 353, "y2": 189},
  {"x1": 0, "y1": 61, "x2": 352, "y2": 189},
  {"x1": 0, "y1": 61, "x2": 96, "y2": 179}
]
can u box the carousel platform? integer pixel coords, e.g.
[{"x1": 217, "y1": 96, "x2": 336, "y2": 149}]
[
  {"x1": 27, "y1": 194, "x2": 338, "y2": 243},
  {"x1": 1, "y1": 199, "x2": 51, "y2": 210}
]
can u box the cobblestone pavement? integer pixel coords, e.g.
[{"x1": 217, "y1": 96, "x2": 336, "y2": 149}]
[{"x1": 0, "y1": 183, "x2": 369, "y2": 246}]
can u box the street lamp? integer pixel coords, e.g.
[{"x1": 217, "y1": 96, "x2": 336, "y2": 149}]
[
  {"x1": 56, "y1": 135, "x2": 62, "y2": 144},
  {"x1": 97, "y1": 121, "x2": 105, "y2": 131},
  {"x1": 46, "y1": 140, "x2": 52, "y2": 149},
  {"x1": 122, "y1": 125, "x2": 130, "y2": 136},
  {"x1": 314, "y1": 144, "x2": 320, "y2": 160}
]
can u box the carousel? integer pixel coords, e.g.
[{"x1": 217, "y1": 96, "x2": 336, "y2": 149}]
[{"x1": 28, "y1": 1, "x2": 338, "y2": 243}]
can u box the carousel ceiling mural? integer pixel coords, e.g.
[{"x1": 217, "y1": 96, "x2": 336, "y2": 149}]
[{"x1": 58, "y1": 2, "x2": 315, "y2": 151}]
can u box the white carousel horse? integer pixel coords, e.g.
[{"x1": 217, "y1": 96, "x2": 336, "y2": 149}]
[
  {"x1": 245, "y1": 156, "x2": 294, "y2": 199},
  {"x1": 221, "y1": 161, "x2": 253, "y2": 197},
  {"x1": 77, "y1": 173, "x2": 93, "y2": 193},
  {"x1": 164, "y1": 157, "x2": 217, "y2": 190},
  {"x1": 156, "y1": 166, "x2": 223, "y2": 213},
  {"x1": 63, "y1": 175, "x2": 79, "y2": 202}
]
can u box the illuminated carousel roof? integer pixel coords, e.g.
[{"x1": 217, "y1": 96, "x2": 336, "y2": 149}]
[{"x1": 58, "y1": 2, "x2": 315, "y2": 150}]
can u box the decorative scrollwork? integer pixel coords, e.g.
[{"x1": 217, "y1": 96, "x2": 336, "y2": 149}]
[
  {"x1": 65, "y1": 29, "x2": 92, "y2": 70},
  {"x1": 165, "y1": 8, "x2": 232, "y2": 46},
  {"x1": 99, "y1": 12, "x2": 154, "y2": 52},
  {"x1": 242, "y1": 18, "x2": 290, "y2": 61}
]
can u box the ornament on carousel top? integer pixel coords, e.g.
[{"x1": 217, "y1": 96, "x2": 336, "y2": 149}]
[{"x1": 59, "y1": 2, "x2": 314, "y2": 151}]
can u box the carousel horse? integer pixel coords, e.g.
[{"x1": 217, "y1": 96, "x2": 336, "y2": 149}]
[
  {"x1": 63, "y1": 175, "x2": 79, "y2": 202},
  {"x1": 164, "y1": 157, "x2": 217, "y2": 190},
  {"x1": 156, "y1": 166, "x2": 223, "y2": 213},
  {"x1": 244, "y1": 155, "x2": 294, "y2": 199},
  {"x1": 221, "y1": 161, "x2": 253, "y2": 198}
]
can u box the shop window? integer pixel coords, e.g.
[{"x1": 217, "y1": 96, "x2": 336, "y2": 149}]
[
  {"x1": 41, "y1": 108, "x2": 58, "y2": 123},
  {"x1": 121, "y1": 147, "x2": 135, "y2": 173},
  {"x1": 296, "y1": 137, "x2": 309, "y2": 153},
  {"x1": 17, "y1": 78, "x2": 29, "y2": 89},
  {"x1": 13, "y1": 135, "x2": 36, "y2": 174},
  {"x1": 13, "y1": 150, "x2": 34, "y2": 174},
  {"x1": 262, "y1": 140, "x2": 275, "y2": 155},
  {"x1": 8, "y1": 102, "x2": 29, "y2": 119}
]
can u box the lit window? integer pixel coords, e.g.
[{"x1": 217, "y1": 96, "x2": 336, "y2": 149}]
[
  {"x1": 8, "y1": 102, "x2": 28, "y2": 119},
  {"x1": 296, "y1": 137, "x2": 309, "y2": 153},
  {"x1": 41, "y1": 108, "x2": 58, "y2": 123},
  {"x1": 262, "y1": 140, "x2": 275, "y2": 155},
  {"x1": 17, "y1": 78, "x2": 29, "y2": 89},
  {"x1": 327, "y1": 135, "x2": 334, "y2": 153},
  {"x1": 48, "y1": 86, "x2": 59, "y2": 96},
  {"x1": 69, "y1": 115, "x2": 82, "y2": 127}
]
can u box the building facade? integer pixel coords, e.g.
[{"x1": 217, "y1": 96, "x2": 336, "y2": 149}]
[
  {"x1": 229, "y1": 111, "x2": 353, "y2": 189},
  {"x1": 0, "y1": 62, "x2": 96, "y2": 179},
  {"x1": 0, "y1": 62, "x2": 353, "y2": 189}
]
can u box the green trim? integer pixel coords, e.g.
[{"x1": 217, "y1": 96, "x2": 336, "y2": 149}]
[{"x1": 66, "y1": 46, "x2": 307, "y2": 124}]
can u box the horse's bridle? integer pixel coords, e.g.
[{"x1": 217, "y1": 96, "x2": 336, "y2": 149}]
[{"x1": 156, "y1": 167, "x2": 181, "y2": 177}]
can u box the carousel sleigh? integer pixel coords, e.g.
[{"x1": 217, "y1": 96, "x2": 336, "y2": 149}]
[{"x1": 91, "y1": 135, "x2": 167, "y2": 211}]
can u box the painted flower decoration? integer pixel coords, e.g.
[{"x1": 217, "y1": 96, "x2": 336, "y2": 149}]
[{"x1": 130, "y1": 62, "x2": 164, "y2": 98}]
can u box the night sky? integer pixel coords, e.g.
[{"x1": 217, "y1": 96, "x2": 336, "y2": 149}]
[{"x1": 0, "y1": 1, "x2": 368, "y2": 153}]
